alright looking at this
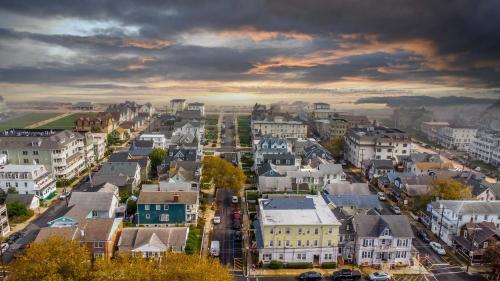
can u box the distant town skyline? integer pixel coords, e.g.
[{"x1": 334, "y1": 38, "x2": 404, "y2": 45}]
[{"x1": 0, "y1": 1, "x2": 499, "y2": 104}]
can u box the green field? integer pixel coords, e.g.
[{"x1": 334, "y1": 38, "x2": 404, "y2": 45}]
[
  {"x1": 204, "y1": 114, "x2": 219, "y2": 143},
  {"x1": 0, "y1": 112, "x2": 59, "y2": 131},
  {"x1": 37, "y1": 113, "x2": 95, "y2": 129},
  {"x1": 237, "y1": 115, "x2": 251, "y2": 147},
  {"x1": 205, "y1": 114, "x2": 219, "y2": 126}
]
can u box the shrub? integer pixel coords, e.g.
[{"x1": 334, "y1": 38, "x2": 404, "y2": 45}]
[
  {"x1": 284, "y1": 262, "x2": 312, "y2": 269},
  {"x1": 267, "y1": 260, "x2": 283, "y2": 269},
  {"x1": 321, "y1": 262, "x2": 337, "y2": 269}
]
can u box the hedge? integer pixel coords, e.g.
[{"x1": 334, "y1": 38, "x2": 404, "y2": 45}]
[
  {"x1": 268, "y1": 260, "x2": 283, "y2": 269},
  {"x1": 321, "y1": 262, "x2": 337, "y2": 268},
  {"x1": 284, "y1": 262, "x2": 313, "y2": 269}
]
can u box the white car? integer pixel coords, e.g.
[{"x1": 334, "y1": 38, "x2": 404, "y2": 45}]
[
  {"x1": 213, "y1": 215, "x2": 221, "y2": 224},
  {"x1": 369, "y1": 271, "x2": 390, "y2": 281},
  {"x1": 377, "y1": 192, "x2": 386, "y2": 201},
  {"x1": 430, "y1": 242, "x2": 446, "y2": 255},
  {"x1": 231, "y1": 196, "x2": 239, "y2": 204}
]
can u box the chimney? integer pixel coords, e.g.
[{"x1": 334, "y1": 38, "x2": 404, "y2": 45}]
[{"x1": 173, "y1": 194, "x2": 179, "y2": 202}]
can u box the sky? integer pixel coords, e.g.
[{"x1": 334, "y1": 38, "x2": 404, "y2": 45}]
[{"x1": 0, "y1": 1, "x2": 499, "y2": 107}]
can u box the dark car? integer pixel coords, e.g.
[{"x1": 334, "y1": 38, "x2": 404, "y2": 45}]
[
  {"x1": 6, "y1": 232, "x2": 22, "y2": 244},
  {"x1": 234, "y1": 230, "x2": 242, "y2": 241},
  {"x1": 298, "y1": 271, "x2": 323, "y2": 281},
  {"x1": 332, "y1": 269, "x2": 362, "y2": 281},
  {"x1": 417, "y1": 229, "x2": 431, "y2": 243},
  {"x1": 232, "y1": 219, "x2": 241, "y2": 230}
]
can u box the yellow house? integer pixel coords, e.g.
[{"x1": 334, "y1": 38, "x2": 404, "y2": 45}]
[{"x1": 255, "y1": 195, "x2": 340, "y2": 266}]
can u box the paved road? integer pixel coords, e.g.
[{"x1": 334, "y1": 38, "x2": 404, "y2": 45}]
[{"x1": 220, "y1": 113, "x2": 236, "y2": 152}]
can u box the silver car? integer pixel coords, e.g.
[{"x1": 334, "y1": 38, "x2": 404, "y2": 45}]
[{"x1": 369, "y1": 271, "x2": 390, "y2": 281}]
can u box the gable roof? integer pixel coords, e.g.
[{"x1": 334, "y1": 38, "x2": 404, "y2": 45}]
[
  {"x1": 5, "y1": 193, "x2": 37, "y2": 207},
  {"x1": 431, "y1": 200, "x2": 500, "y2": 215},
  {"x1": 37, "y1": 218, "x2": 121, "y2": 242},
  {"x1": 324, "y1": 194, "x2": 381, "y2": 210},
  {"x1": 323, "y1": 182, "x2": 371, "y2": 195},
  {"x1": 353, "y1": 214, "x2": 413, "y2": 238},
  {"x1": 371, "y1": 160, "x2": 394, "y2": 169},
  {"x1": 98, "y1": 161, "x2": 140, "y2": 178},
  {"x1": 60, "y1": 192, "x2": 116, "y2": 223},
  {"x1": 137, "y1": 191, "x2": 198, "y2": 205},
  {"x1": 118, "y1": 227, "x2": 189, "y2": 252}
]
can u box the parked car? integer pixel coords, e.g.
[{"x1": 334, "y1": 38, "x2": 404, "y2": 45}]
[
  {"x1": 377, "y1": 192, "x2": 386, "y2": 201},
  {"x1": 231, "y1": 196, "x2": 239, "y2": 204},
  {"x1": 368, "y1": 271, "x2": 390, "y2": 281},
  {"x1": 232, "y1": 210, "x2": 241, "y2": 220},
  {"x1": 417, "y1": 229, "x2": 431, "y2": 243},
  {"x1": 332, "y1": 269, "x2": 361, "y2": 281},
  {"x1": 0, "y1": 243, "x2": 9, "y2": 253},
  {"x1": 340, "y1": 160, "x2": 347, "y2": 166},
  {"x1": 59, "y1": 191, "x2": 71, "y2": 200},
  {"x1": 210, "y1": 240, "x2": 220, "y2": 257},
  {"x1": 298, "y1": 271, "x2": 323, "y2": 281},
  {"x1": 234, "y1": 230, "x2": 242, "y2": 241},
  {"x1": 430, "y1": 242, "x2": 446, "y2": 255},
  {"x1": 6, "y1": 232, "x2": 22, "y2": 244},
  {"x1": 232, "y1": 219, "x2": 241, "y2": 230},
  {"x1": 390, "y1": 205, "x2": 401, "y2": 215},
  {"x1": 213, "y1": 215, "x2": 221, "y2": 224}
]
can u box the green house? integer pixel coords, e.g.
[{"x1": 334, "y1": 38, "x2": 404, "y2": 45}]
[{"x1": 136, "y1": 191, "x2": 199, "y2": 226}]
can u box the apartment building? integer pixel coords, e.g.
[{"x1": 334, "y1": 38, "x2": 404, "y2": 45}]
[
  {"x1": 255, "y1": 196, "x2": 341, "y2": 266},
  {"x1": 429, "y1": 200, "x2": 500, "y2": 246},
  {"x1": 316, "y1": 115, "x2": 371, "y2": 141},
  {"x1": 420, "y1": 121, "x2": 450, "y2": 142},
  {"x1": 0, "y1": 204, "x2": 10, "y2": 236},
  {"x1": 468, "y1": 130, "x2": 500, "y2": 167},
  {"x1": 436, "y1": 126, "x2": 477, "y2": 151},
  {"x1": 344, "y1": 127, "x2": 411, "y2": 168},
  {"x1": 0, "y1": 164, "x2": 56, "y2": 199},
  {"x1": 187, "y1": 102, "x2": 205, "y2": 116},
  {"x1": 252, "y1": 116, "x2": 308, "y2": 139},
  {"x1": 77, "y1": 132, "x2": 95, "y2": 166},
  {"x1": 353, "y1": 215, "x2": 414, "y2": 267},
  {"x1": 92, "y1": 133, "x2": 107, "y2": 161},
  {"x1": 0, "y1": 129, "x2": 85, "y2": 179},
  {"x1": 170, "y1": 99, "x2": 186, "y2": 114}
]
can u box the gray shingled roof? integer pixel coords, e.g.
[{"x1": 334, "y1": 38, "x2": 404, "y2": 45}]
[
  {"x1": 324, "y1": 194, "x2": 381, "y2": 210},
  {"x1": 323, "y1": 182, "x2": 371, "y2": 195},
  {"x1": 262, "y1": 197, "x2": 315, "y2": 210},
  {"x1": 353, "y1": 214, "x2": 413, "y2": 238},
  {"x1": 5, "y1": 193, "x2": 36, "y2": 208},
  {"x1": 137, "y1": 191, "x2": 198, "y2": 204},
  {"x1": 118, "y1": 227, "x2": 188, "y2": 252},
  {"x1": 98, "y1": 161, "x2": 140, "y2": 178}
]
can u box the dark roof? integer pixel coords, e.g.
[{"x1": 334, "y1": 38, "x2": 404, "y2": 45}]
[
  {"x1": 5, "y1": 193, "x2": 36, "y2": 207},
  {"x1": 263, "y1": 153, "x2": 295, "y2": 161},
  {"x1": 137, "y1": 191, "x2": 198, "y2": 204},
  {"x1": 324, "y1": 194, "x2": 381, "y2": 210},
  {"x1": 371, "y1": 160, "x2": 394, "y2": 169},
  {"x1": 353, "y1": 214, "x2": 414, "y2": 238},
  {"x1": 262, "y1": 197, "x2": 315, "y2": 210},
  {"x1": 454, "y1": 222, "x2": 500, "y2": 250},
  {"x1": 133, "y1": 140, "x2": 154, "y2": 148},
  {"x1": 108, "y1": 151, "x2": 130, "y2": 162}
]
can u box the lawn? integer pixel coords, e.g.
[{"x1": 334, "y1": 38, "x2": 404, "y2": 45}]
[
  {"x1": 0, "y1": 112, "x2": 59, "y2": 131},
  {"x1": 37, "y1": 113, "x2": 94, "y2": 129},
  {"x1": 237, "y1": 115, "x2": 251, "y2": 147},
  {"x1": 205, "y1": 114, "x2": 219, "y2": 126},
  {"x1": 185, "y1": 225, "x2": 202, "y2": 255},
  {"x1": 204, "y1": 114, "x2": 219, "y2": 143}
]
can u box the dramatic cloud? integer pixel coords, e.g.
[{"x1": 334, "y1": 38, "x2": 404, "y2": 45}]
[{"x1": 0, "y1": 0, "x2": 499, "y2": 103}]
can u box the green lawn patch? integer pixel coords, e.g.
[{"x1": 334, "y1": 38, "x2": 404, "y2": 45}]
[
  {"x1": 185, "y1": 225, "x2": 202, "y2": 255},
  {"x1": 37, "y1": 113, "x2": 95, "y2": 129},
  {"x1": 237, "y1": 115, "x2": 251, "y2": 147},
  {"x1": 0, "y1": 112, "x2": 59, "y2": 131}
]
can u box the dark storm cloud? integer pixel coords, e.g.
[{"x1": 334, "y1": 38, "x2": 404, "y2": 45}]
[{"x1": 0, "y1": 0, "x2": 499, "y2": 89}]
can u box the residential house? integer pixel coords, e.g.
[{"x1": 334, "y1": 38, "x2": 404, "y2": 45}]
[
  {"x1": 254, "y1": 195, "x2": 341, "y2": 266},
  {"x1": 257, "y1": 163, "x2": 346, "y2": 193},
  {"x1": 0, "y1": 204, "x2": 9, "y2": 236},
  {"x1": 138, "y1": 134, "x2": 167, "y2": 149},
  {"x1": 92, "y1": 132, "x2": 107, "y2": 161},
  {"x1": 367, "y1": 160, "x2": 394, "y2": 180},
  {"x1": 49, "y1": 191, "x2": 119, "y2": 227},
  {"x1": 0, "y1": 164, "x2": 56, "y2": 199},
  {"x1": 251, "y1": 115, "x2": 308, "y2": 139},
  {"x1": 164, "y1": 160, "x2": 200, "y2": 188},
  {"x1": 111, "y1": 127, "x2": 129, "y2": 141},
  {"x1": 323, "y1": 182, "x2": 371, "y2": 196},
  {"x1": 36, "y1": 217, "x2": 123, "y2": 259},
  {"x1": 453, "y1": 222, "x2": 500, "y2": 264},
  {"x1": 187, "y1": 102, "x2": 205, "y2": 116},
  {"x1": 94, "y1": 161, "x2": 141, "y2": 193},
  {"x1": 5, "y1": 193, "x2": 39, "y2": 210},
  {"x1": 138, "y1": 103, "x2": 155, "y2": 118},
  {"x1": 74, "y1": 115, "x2": 116, "y2": 134},
  {"x1": 302, "y1": 142, "x2": 334, "y2": 167},
  {"x1": 262, "y1": 154, "x2": 301, "y2": 168},
  {"x1": 118, "y1": 227, "x2": 189, "y2": 257},
  {"x1": 470, "y1": 182, "x2": 500, "y2": 201},
  {"x1": 323, "y1": 193, "x2": 382, "y2": 215},
  {"x1": 436, "y1": 126, "x2": 477, "y2": 151},
  {"x1": 344, "y1": 127, "x2": 411, "y2": 168},
  {"x1": 169, "y1": 99, "x2": 186, "y2": 114},
  {"x1": 353, "y1": 214, "x2": 414, "y2": 267},
  {"x1": 136, "y1": 190, "x2": 199, "y2": 226},
  {"x1": 420, "y1": 121, "x2": 450, "y2": 142},
  {"x1": 0, "y1": 129, "x2": 85, "y2": 179},
  {"x1": 108, "y1": 151, "x2": 150, "y2": 181},
  {"x1": 77, "y1": 132, "x2": 95, "y2": 165},
  {"x1": 253, "y1": 137, "x2": 293, "y2": 168},
  {"x1": 429, "y1": 200, "x2": 500, "y2": 246},
  {"x1": 129, "y1": 140, "x2": 154, "y2": 157}
]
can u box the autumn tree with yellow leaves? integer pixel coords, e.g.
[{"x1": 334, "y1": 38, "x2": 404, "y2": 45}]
[
  {"x1": 9, "y1": 236, "x2": 232, "y2": 281},
  {"x1": 202, "y1": 155, "x2": 246, "y2": 191},
  {"x1": 431, "y1": 178, "x2": 472, "y2": 200}
]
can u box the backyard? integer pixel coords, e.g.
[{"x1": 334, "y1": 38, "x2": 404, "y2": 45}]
[
  {"x1": 0, "y1": 112, "x2": 59, "y2": 131},
  {"x1": 237, "y1": 115, "x2": 251, "y2": 147}
]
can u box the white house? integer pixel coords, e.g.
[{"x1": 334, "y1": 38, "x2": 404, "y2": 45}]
[
  {"x1": 139, "y1": 134, "x2": 167, "y2": 149},
  {"x1": 344, "y1": 127, "x2": 411, "y2": 168},
  {"x1": 469, "y1": 130, "x2": 500, "y2": 167},
  {"x1": 0, "y1": 164, "x2": 56, "y2": 199},
  {"x1": 436, "y1": 126, "x2": 477, "y2": 151},
  {"x1": 420, "y1": 122, "x2": 449, "y2": 142},
  {"x1": 91, "y1": 132, "x2": 107, "y2": 161},
  {"x1": 253, "y1": 137, "x2": 293, "y2": 168},
  {"x1": 353, "y1": 215, "x2": 414, "y2": 267},
  {"x1": 118, "y1": 227, "x2": 189, "y2": 257},
  {"x1": 169, "y1": 99, "x2": 186, "y2": 114},
  {"x1": 187, "y1": 102, "x2": 205, "y2": 117},
  {"x1": 429, "y1": 200, "x2": 500, "y2": 246}
]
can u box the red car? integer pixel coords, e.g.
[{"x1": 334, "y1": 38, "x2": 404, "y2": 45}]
[{"x1": 232, "y1": 210, "x2": 241, "y2": 220}]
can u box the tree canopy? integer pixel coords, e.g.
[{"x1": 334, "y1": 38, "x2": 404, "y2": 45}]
[
  {"x1": 431, "y1": 179, "x2": 472, "y2": 200},
  {"x1": 202, "y1": 156, "x2": 246, "y2": 191},
  {"x1": 149, "y1": 147, "x2": 167, "y2": 175},
  {"x1": 322, "y1": 137, "x2": 344, "y2": 157},
  {"x1": 9, "y1": 236, "x2": 233, "y2": 281}
]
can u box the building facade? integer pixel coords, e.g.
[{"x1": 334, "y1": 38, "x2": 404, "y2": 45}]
[
  {"x1": 252, "y1": 116, "x2": 308, "y2": 139},
  {"x1": 0, "y1": 204, "x2": 10, "y2": 236},
  {"x1": 137, "y1": 191, "x2": 199, "y2": 226},
  {"x1": 436, "y1": 126, "x2": 477, "y2": 151},
  {"x1": 468, "y1": 130, "x2": 500, "y2": 167},
  {"x1": 420, "y1": 121, "x2": 449, "y2": 142},
  {"x1": 255, "y1": 196, "x2": 341, "y2": 266},
  {"x1": 187, "y1": 102, "x2": 205, "y2": 116},
  {"x1": 0, "y1": 164, "x2": 56, "y2": 199},
  {"x1": 0, "y1": 129, "x2": 86, "y2": 179},
  {"x1": 170, "y1": 99, "x2": 186, "y2": 114}
]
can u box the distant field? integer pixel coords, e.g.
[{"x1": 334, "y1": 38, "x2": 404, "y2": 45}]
[
  {"x1": 237, "y1": 115, "x2": 251, "y2": 147},
  {"x1": 204, "y1": 114, "x2": 219, "y2": 143},
  {"x1": 205, "y1": 114, "x2": 219, "y2": 126},
  {"x1": 37, "y1": 113, "x2": 95, "y2": 129},
  {"x1": 0, "y1": 112, "x2": 59, "y2": 131}
]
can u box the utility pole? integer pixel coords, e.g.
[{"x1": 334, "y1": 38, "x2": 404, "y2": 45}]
[{"x1": 438, "y1": 206, "x2": 445, "y2": 241}]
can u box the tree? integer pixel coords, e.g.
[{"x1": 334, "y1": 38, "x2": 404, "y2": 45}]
[
  {"x1": 431, "y1": 179, "x2": 472, "y2": 200},
  {"x1": 202, "y1": 156, "x2": 246, "y2": 192},
  {"x1": 322, "y1": 137, "x2": 344, "y2": 157},
  {"x1": 7, "y1": 201, "x2": 34, "y2": 219},
  {"x1": 483, "y1": 242, "x2": 500, "y2": 279},
  {"x1": 9, "y1": 236, "x2": 92, "y2": 281},
  {"x1": 149, "y1": 147, "x2": 167, "y2": 176}
]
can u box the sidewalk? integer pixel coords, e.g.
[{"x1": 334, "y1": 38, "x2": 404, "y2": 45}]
[{"x1": 200, "y1": 186, "x2": 216, "y2": 257}]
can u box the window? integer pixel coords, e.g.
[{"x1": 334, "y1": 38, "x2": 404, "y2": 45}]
[
  {"x1": 314, "y1": 228, "x2": 319, "y2": 235},
  {"x1": 306, "y1": 240, "x2": 310, "y2": 246},
  {"x1": 376, "y1": 148, "x2": 382, "y2": 152},
  {"x1": 285, "y1": 227, "x2": 290, "y2": 234},
  {"x1": 263, "y1": 254, "x2": 271, "y2": 261},
  {"x1": 270, "y1": 228, "x2": 274, "y2": 234},
  {"x1": 297, "y1": 253, "x2": 306, "y2": 260},
  {"x1": 145, "y1": 214, "x2": 150, "y2": 219},
  {"x1": 324, "y1": 253, "x2": 333, "y2": 260},
  {"x1": 314, "y1": 240, "x2": 318, "y2": 246},
  {"x1": 23, "y1": 159, "x2": 29, "y2": 164},
  {"x1": 403, "y1": 143, "x2": 408, "y2": 147},
  {"x1": 164, "y1": 204, "x2": 169, "y2": 210},
  {"x1": 94, "y1": 241, "x2": 104, "y2": 248},
  {"x1": 362, "y1": 239, "x2": 373, "y2": 247},
  {"x1": 22, "y1": 151, "x2": 28, "y2": 155},
  {"x1": 145, "y1": 204, "x2": 150, "y2": 210},
  {"x1": 328, "y1": 227, "x2": 333, "y2": 234},
  {"x1": 298, "y1": 228, "x2": 302, "y2": 234},
  {"x1": 278, "y1": 253, "x2": 283, "y2": 260},
  {"x1": 277, "y1": 228, "x2": 282, "y2": 234},
  {"x1": 160, "y1": 214, "x2": 169, "y2": 222},
  {"x1": 156, "y1": 204, "x2": 161, "y2": 210},
  {"x1": 298, "y1": 240, "x2": 302, "y2": 247},
  {"x1": 328, "y1": 240, "x2": 332, "y2": 246},
  {"x1": 402, "y1": 150, "x2": 407, "y2": 154},
  {"x1": 286, "y1": 240, "x2": 290, "y2": 247},
  {"x1": 269, "y1": 240, "x2": 274, "y2": 247},
  {"x1": 33, "y1": 150, "x2": 39, "y2": 155},
  {"x1": 278, "y1": 240, "x2": 282, "y2": 247}
]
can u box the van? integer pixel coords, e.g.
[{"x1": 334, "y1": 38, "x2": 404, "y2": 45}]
[{"x1": 210, "y1": 240, "x2": 220, "y2": 257}]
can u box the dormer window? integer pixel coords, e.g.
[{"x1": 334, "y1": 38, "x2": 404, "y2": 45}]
[{"x1": 383, "y1": 228, "x2": 390, "y2": 236}]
